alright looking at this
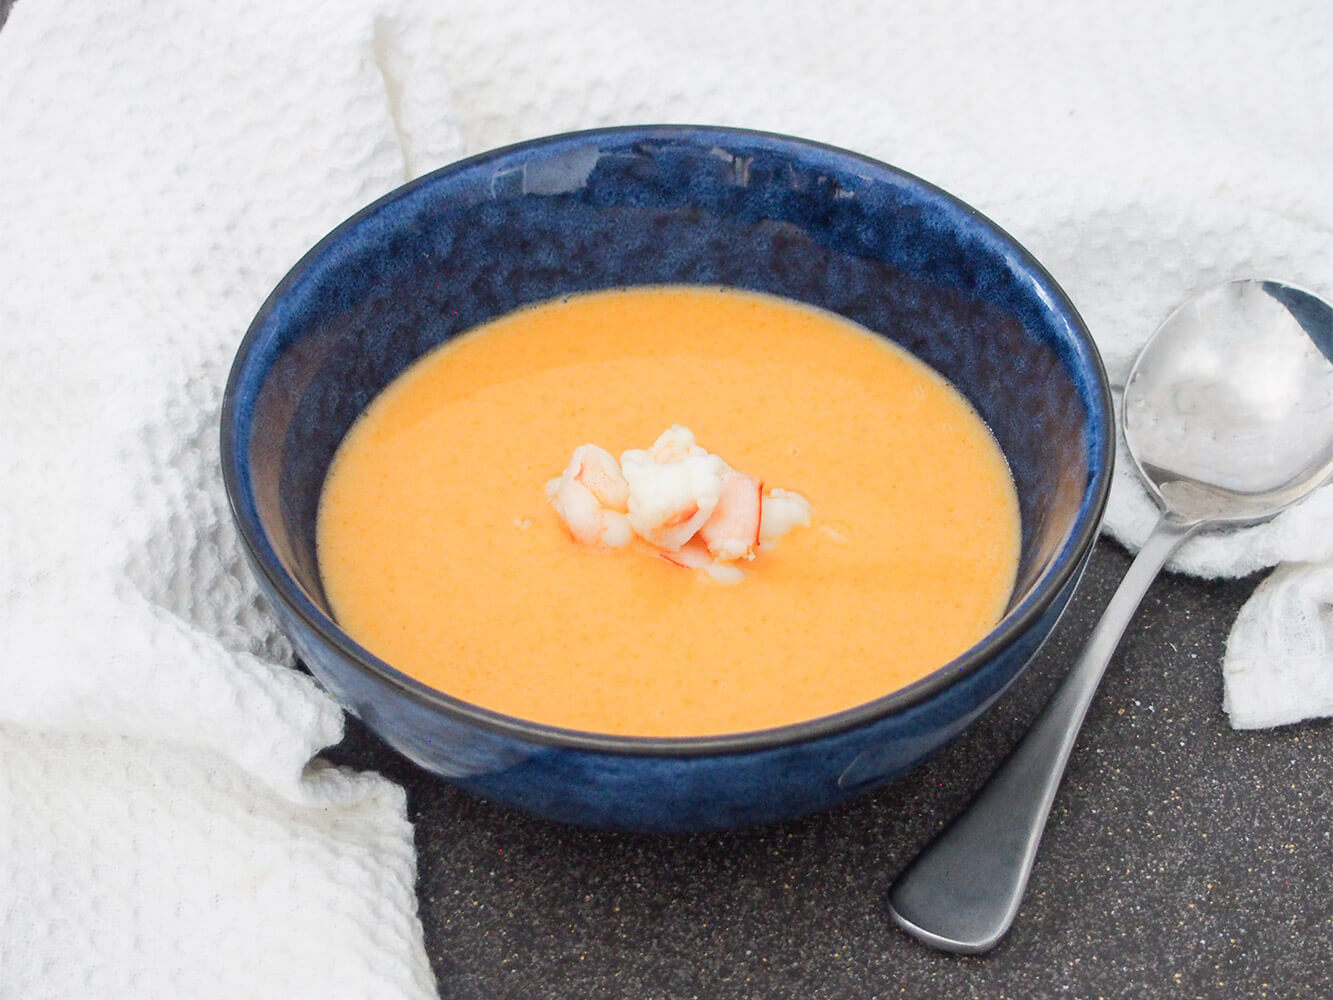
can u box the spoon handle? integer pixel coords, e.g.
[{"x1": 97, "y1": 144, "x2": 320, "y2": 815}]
[{"x1": 887, "y1": 512, "x2": 1200, "y2": 953}]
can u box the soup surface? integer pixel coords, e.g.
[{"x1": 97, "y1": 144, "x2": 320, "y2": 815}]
[{"x1": 317, "y1": 286, "x2": 1020, "y2": 737}]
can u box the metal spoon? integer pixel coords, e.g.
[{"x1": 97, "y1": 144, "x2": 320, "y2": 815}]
[{"x1": 888, "y1": 278, "x2": 1333, "y2": 954}]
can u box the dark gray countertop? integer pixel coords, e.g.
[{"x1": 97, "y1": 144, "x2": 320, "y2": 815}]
[{"x1": 329, "y1": 539, "x2": 1333, "y2": 999}]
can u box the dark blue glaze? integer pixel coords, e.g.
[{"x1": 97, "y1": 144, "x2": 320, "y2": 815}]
[{"x1": 221, "y1": 126, "x2": 1114, "y2": 833}]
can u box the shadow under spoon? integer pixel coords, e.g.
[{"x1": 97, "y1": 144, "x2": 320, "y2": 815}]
[{"x1": 887, "y1": 277, "x2": 1333, "y2": 954}]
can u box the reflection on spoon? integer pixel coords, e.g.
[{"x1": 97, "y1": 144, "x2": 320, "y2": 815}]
[{"x1": 888, "y1": 278, "x2": 1333, "y2": 954}]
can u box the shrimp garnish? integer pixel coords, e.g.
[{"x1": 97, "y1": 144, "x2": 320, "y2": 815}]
[{"x1": 546, "y1": 426, "x2": 812, "y2": 582}]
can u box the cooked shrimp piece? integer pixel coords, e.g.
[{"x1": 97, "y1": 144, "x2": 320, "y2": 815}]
[
  {"x1": 759, "y1": 487, "x2": 814, "y2": 545},
  {"x1": 545, "y1": 445, "x2": 633, "y2": 548},
  {"x1": 571, "y1": 444, "x2": 630, "y2": 511},
  {"x1": 660, "y1": 537, "x2": 746, "y2": 584},
  {"x1": 698, "y1": 472, "x2": 763, "y2": 561}
]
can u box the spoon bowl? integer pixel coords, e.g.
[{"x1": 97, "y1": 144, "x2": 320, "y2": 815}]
[
  {"x1": 888, "y1": 277, "x2": 1333, "y2": 953},
  {"x1": 1126, "y1": 279, "x2": 1333, "y2": 525}
]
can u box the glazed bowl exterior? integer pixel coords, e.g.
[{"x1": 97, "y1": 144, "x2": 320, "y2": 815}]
[{"x1": 221, "y1": 126, "x2": 1113, "y2": 833}]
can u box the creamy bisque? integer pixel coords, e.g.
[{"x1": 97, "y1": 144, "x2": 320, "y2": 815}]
[{"x1": 317, "y1": 286, "x2": 1020, "y2": 737}]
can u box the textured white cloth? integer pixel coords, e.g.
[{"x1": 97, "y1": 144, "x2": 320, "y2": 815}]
[
  {"x1": 1224, "y1": 563, "x2": 1333, "y2": 729},
  {"x1": 0, "y1": 0, "x2": 459, "y2": 996},
  {"x1": 2, "y1": 0, "x2": 1330, "y2": 995}
]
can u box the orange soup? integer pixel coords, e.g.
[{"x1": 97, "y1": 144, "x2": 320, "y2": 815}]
[{"x1": 317, "y1": 286, "x2": 1020, "y2": 737}]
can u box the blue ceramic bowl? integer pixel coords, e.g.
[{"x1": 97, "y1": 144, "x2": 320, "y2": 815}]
[{"x1": 221, "y1": 126, "x2": 1113, "y2": 833}]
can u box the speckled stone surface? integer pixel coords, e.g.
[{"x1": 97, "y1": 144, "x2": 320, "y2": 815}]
[{"x1": 328, "y1": 540, "x2": 1333, "y2": 999}]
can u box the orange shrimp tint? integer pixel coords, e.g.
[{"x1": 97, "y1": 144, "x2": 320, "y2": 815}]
[{"x1": 316, "y1": 286, "x2": 1021, "y2": 737}]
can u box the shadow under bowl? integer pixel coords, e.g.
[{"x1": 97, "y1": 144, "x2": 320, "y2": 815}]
[{"x1": 221, "y1": 125, "x2": 1113, "y2": 833}]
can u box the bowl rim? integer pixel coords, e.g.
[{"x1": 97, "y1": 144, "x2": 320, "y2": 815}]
[{"x1": 221, "y1": 123, "x2": 1114, "y2": 758}]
